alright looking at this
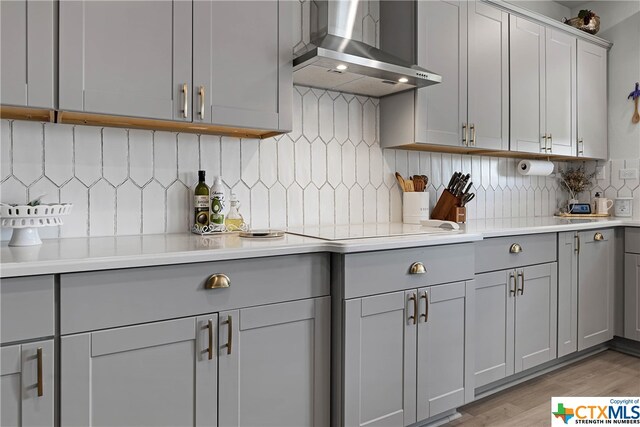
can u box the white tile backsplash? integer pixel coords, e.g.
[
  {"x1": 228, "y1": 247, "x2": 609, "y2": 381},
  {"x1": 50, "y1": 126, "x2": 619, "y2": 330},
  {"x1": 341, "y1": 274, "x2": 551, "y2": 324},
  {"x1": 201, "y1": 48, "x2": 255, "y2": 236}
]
[{"x1": 2, "y1": 85, "x2": 637, "y2": 240}]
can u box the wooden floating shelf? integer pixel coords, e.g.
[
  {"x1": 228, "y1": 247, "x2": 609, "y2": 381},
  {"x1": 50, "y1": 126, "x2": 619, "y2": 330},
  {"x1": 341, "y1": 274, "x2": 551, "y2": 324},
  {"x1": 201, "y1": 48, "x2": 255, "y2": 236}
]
[{"x1": 0, "y1": 106, "x2": 54, "y2": 122}]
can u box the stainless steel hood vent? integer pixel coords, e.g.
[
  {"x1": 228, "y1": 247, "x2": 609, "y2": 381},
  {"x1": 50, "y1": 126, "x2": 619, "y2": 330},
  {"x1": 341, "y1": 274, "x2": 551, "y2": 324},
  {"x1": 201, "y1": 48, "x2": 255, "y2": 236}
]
[{"x1": 293, "y1": 0, "x2": 441, "y2": 98}]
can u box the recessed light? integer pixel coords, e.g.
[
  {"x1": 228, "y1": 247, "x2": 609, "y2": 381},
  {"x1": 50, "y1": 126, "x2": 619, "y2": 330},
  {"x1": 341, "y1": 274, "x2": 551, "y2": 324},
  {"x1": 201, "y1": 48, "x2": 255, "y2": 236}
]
[
  {"x1": 336, "y1": 64, "x2": 348, "y2": 71},
  {"x1": 398, "y1": 77, "x2": 409, "y2": 83}
]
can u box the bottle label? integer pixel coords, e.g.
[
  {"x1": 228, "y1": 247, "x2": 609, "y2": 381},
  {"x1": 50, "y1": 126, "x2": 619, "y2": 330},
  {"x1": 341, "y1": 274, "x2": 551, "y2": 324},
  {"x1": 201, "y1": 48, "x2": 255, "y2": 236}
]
[
  {"x1": 211, "y1": 196, "x2": 225, "y2": 224},
  {"x1": 194, "y1": 195, "x2": 209, "y2": 208}
]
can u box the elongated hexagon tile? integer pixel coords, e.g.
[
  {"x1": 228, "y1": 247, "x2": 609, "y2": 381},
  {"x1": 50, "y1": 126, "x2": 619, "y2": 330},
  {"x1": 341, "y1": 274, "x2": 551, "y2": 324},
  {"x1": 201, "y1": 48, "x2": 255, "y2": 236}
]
[
  {"x1": 485, "y1": 189, "x2": 494, "y2": 219},
  {"x1": 59, "y1": 178, "x2": 88, "y2": 237},
  {"x1": 408, "y1": 152, "x2": 420, "y2": 177},
  {"x1": 348, "y1": 98, "x2": 363, "y2": 144},
  {"x1": 28, "y1": 176, "x2": 59, "y2": 205},
  {"x1": 1, "y1": 120, "x2": 10, "y2": 181},
  {"x1": 335, "y1": 184, "x2": 349, "y2": 225},
  {"x1": 319, "y1": 93, "x2": 334, "y2": 143},
  {"x1": 451, "y1": 154, "x2": 462, "y2": 176},
  {"x1": 390, "y1": 186, "x2": 401, "y2": 222},
  {"x1": 277, "y1": 135, "x2": 295, "y2": 188},
  {"x1": 0, "y1": 176, "x2": 27, "y2": 205},
  {"x1": 311, "y1": 138, "x2": 327, "y2": 187},
  {"x1": 369, "y1": 146, "x2": 383, "y2": 188},
  {"x1": 73, "y1": 126, "x2": 102, "y2": 187},
  {"x1": 363, "y1": 185, "x2": 376, "y2": 223},
  {"x1": 341, "y1": 141, "x2": 356, "y2": 188},
  {"x1": 376, "y1": 186, "x2": 389, "y2": 223},
  {"x1": 117, "y1": 180, "x2": 142, "y2": 235},
  {"x1": 383, "y1": 149, "x2": 396, "y2": 188},
  {"x1": 356, "y1": 142, "x2": 369, "y2": 187},
  {"x1": 303, "y1": 185, "x2": 319, "y2": 226},
  {"x1": 319, "y1": 183, "x2": 335, "y2": 225},
  {"x1": 303, "y1": 90, "x2": 319, "y2": 141},
  {"x1": 295, "y1": 137, "x2": 311, "y2": 188},
  {"x1": 269, "y1": 183, "x2": 287, "y2": 229},
  {"x1": 12, "y1": 120, "x2": 43, "y2": 186},
  {"x1": 493, "y1": 190, "x2": 503, "y2": 219},
  {"x1": 221, "y1": 136, "x2": 241, "y2": 187},
  {"x1": 502, "y1": 188, "x2": 512, "y2": 218},
  {"x1": 153, "y1": 131, "x2": 178, "y2": 188},
  {"x1": 166, "y1": 181, "x2": 189, "y2": 233},
  {"x1": 327, "y1": 139, "x2": 342, "y2": 188},
  {"x1": 241, "y1": 138, "x2": 260, "y2": 188},
  {"x1": 103, "y1": 128, "x2": 128, "y2": 187},
  {"x1": 290, "y1": 89, "x2": 303, "y2": 142},
  {"x1": 259, "y1": 137, "x2": 278, "y2": 188},
  {"x1": 177, "y1": 133, "x2": 199, "y2": 187},
  {"x1": 334, "y1": 96, "x2": 349, "y2": 144},
  {"x1": 251, "y1": 182, "x2": 269, "y2": 230},
  {"x1": 89, "y1": 179, "x2": 116, "y2": 236},
  {"x1": 142, "y1": 180, "x2": 166, "y2": 234},
  {"x1": 541, "y1": 188, "x2": 549, "y2": 216},
  {"x1": 44, "y1": 123, "x2": 74, "y2": 186},
  {"x1": 287, "y1": 183, "x2": 303, "y2": 227},
  {"x1": 430, "y1": 153, "x2": 442, "y2": 189},
  {"x1": 200, "y1": 134, "x2": 221, "y2": 181},
  {"x1": 231, "y1": 182, "x2": 251, "y2": 227},
  {"x1": 349, "y1": 185, "x2": 363, "y2": 224},
  {"x1": 129, "y1": 130, "x2": 153, "y2": 187}
]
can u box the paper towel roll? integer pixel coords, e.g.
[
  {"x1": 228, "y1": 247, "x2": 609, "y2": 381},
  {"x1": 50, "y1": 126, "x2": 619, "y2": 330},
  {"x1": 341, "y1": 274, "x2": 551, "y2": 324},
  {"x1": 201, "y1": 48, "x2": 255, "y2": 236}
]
[{"x1": 517, "y1": 160, "x2": 554, "y2": 176}]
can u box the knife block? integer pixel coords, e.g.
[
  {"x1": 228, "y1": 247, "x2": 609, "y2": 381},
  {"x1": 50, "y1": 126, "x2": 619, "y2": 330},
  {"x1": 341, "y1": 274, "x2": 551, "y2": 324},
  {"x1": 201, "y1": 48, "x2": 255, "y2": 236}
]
[{"x1": 431, "y1": 190, "x2": 467, "y2": 223}]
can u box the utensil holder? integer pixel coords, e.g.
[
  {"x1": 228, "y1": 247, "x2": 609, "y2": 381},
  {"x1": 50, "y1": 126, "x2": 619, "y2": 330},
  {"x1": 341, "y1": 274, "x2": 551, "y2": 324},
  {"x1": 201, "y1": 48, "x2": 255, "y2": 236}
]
[
  {"x1": 403, "y1": 192, "x2": 430, "y2": 224},
  {"x1": 431, "y1": 190, "x2": 459, "y2": 221},
  {"x1": 447, "y1": 207, "x2": 466, "y2": 223}
]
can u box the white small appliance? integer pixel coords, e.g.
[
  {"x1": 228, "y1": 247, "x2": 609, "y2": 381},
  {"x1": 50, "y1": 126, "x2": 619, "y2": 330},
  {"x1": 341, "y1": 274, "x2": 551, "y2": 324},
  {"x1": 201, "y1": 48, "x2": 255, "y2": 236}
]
[{"x1": 614, "y1": 197, "x2": 633, "y2": 217}]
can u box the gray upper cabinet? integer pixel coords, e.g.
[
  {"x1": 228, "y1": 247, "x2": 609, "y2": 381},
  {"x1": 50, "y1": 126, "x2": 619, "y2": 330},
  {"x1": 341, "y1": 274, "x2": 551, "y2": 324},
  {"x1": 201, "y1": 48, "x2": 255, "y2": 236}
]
[
  {"x1": 577, "y1": 229, "x2": 615, "y2": 350},
  {"x1": 0, "y1": 0, "x2": 55, "y2": 109},
  {"x1": 193, "y1": 0, "x2": 292, "y2": 132},
  {"x1": 577, "y1": 40, "x2": 608, "y2": 159},
  {"x1": 218, "y1": 297, "x2": 329, "y2": 427},
  {"x1": 61, "y1": 316, "x2": 217, "y2": 427},
  {"x1": 59, "y1": 1, "x2": 193, "y2": 121},
  {"x1": 1, "y1": 340, "x2": 54, "y2": 427}
]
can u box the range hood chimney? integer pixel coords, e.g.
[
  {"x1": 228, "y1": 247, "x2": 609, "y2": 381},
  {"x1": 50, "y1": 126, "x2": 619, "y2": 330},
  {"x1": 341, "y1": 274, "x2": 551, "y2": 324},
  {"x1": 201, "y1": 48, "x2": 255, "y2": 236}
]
[{"x1": 293, "y1": 0, "x2": 441, "y2": 97}]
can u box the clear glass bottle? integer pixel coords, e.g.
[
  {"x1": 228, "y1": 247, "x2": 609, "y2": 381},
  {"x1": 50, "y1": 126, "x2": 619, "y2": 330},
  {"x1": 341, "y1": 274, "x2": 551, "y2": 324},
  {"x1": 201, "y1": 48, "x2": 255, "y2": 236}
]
[{"x1": 225, "y1": 193, "x2": 245, "y2": 231}]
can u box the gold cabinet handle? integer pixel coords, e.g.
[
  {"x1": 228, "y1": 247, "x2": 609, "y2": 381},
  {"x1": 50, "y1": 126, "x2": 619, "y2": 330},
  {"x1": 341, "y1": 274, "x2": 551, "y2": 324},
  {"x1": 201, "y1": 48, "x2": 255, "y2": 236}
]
[
  {"x1": 462, "y1": 123, "x2": 468, "y2": 146},
  {"x1": 541, "y1": 134, "x2": 548, "y2": 153},
  {"x1": 574, "y1": 233, "x2": 580, "y2": 254},
  {"x1": 548, "y1": 133, "x2": 553, "y2": 152},
  {"x1": 408, "y1": 293, "x2": 417, "y2": 325},
  {"x1": 509, "y1": 271, "x2": 517, "y2": 296},
  {"x1": 224, "y1": 315, "x2": 233, "y2": 355},
  {"x1": 198, "y1": 86, "x2": 205, "y2": 120},
  {"x1": 470, "y1": 123, "x2": 476, "y2": 146},
  {"x1": 37, "y1": 347, "x2": 43, "y2": 397},
  {"x1": 410, "y1": 262, "x2": 426, "y2": 274},
  {"x1": 420, "y1": 291, "x2": 429, "y2": 322},
  {"x1": 182, "y1": 83, "x2": 188, "y2": 118},
  {"x1": 509, "y1": 243, "x2": 523, "y2": 254},
  {"x1": 517, "y1": 270, "x2": 525, "y2": 295},
  {"x1": 205, "y1": 273, "x2": 230, "y2": 289},
  {"x1": 578, "y1": 137, "x2": 584, "y2": 156},
  {"x1": 594, "y1": 232, "x2": 604, "y2": 241},
  {"x1": 207, "y1": 319, "x2": 214, "y2": 360}
]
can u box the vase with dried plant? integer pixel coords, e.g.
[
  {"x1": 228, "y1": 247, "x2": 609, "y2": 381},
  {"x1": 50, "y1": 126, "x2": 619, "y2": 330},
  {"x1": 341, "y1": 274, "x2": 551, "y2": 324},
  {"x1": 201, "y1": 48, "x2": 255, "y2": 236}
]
[{"x1": 558, "y1": 165, "x2": 596, "y2": 212}]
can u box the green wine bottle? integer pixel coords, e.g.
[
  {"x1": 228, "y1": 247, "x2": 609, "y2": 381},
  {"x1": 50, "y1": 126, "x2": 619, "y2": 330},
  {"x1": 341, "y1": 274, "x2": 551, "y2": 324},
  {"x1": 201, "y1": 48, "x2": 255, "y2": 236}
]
[{"x1": 194, "y1": 170, "x2": 210, "y2": 229}]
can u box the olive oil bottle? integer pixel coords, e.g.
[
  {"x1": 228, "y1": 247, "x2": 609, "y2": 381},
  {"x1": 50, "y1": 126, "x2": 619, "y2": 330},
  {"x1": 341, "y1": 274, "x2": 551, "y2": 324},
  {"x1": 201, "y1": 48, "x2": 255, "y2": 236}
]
[
  {"x1": 210, "y1": 176, "x2": 226, "y2": 225},
  {"x1": 194, "y1": 170, "x2": 210, "y2": 229}
]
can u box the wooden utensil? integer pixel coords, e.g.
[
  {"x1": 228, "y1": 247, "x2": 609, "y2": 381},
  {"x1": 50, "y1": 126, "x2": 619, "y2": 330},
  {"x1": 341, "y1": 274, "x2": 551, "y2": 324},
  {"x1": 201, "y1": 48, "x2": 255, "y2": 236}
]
[
  {"x1": 395, "y1": 172, "x2": 406, "y2": 192},
  {"x1": 633, "y1": 97, "x2": 640, "y2": 124}
]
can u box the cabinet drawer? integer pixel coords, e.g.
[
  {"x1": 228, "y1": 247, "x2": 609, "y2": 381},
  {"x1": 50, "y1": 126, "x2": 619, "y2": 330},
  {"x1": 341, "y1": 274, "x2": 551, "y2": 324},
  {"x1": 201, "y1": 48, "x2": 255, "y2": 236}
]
[
  {"x1": 1, "y1": 275, "x2": 55, "y2": 344},
  {"x1": 60, "y1": 253, "x2": 329, "y2": 334},
  {"x1": 341, "y1": 243, "x2": 474, "y2": 299},
  {"x1": 475, "y1": 233, "x2": 557, "y2": 273},
  {"x1": 626, "y1": 228, "x2": 640, "y2": 254}
]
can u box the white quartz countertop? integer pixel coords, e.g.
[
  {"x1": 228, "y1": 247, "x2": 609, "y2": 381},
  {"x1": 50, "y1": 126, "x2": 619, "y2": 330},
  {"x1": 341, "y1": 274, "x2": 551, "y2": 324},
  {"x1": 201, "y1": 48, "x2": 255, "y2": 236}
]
[{"x1": 1, "y1": 217, "x2": 639, "y2": 278}]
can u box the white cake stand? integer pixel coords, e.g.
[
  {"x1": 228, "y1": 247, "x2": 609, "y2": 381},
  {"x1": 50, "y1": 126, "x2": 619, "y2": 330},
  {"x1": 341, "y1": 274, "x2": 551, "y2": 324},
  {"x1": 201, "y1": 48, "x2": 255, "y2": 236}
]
[{"x1": 1, "y1": 204, "x2": 73, "y2": 246}]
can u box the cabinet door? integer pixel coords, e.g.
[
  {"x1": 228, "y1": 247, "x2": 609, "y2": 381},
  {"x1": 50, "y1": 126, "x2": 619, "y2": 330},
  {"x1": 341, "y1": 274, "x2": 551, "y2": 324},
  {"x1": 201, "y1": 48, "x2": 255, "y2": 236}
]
[
  {"x1": 415, "y1": 0, "x2": 467, "y2": 147},
  {"x1": 545, "y1": 29, "x2": 577, "y2": 156},
  {"x1": 510, "y1": 16, "x2": 546, "y2": 154},
  {"x1": 61, "y1": 316, "x2": 217, "y2": 427},
  {"x1": 0, "y1": 0, "x2": 55, "y2": 108},
  {"x1": 1, "y1": 340, "x2": 54, "y2": 427},
  {"x1": 416, "y1": 281, "x2": 473, "y2": 421},
  {"x1": 193, "y1": 0, "x2": 292, "y2": 132},
  {"x1": 577, "y1": 40, "x2": 608, "y2": 159},
  {"x1": 514, "y1": 263, "x2": 557, "y2": 373},
  {"x1": 218, "y1": 297, "x2": 329, "y2": 427},
  {"x1": 624, "y1": 254, "x2": 640, "y2": 341},
  {"x1": 343, "y1": 291, "x2": 417, "y2": 427},
  {"x1": 578, "y1": 230, "x2": 615, "y2": 350},
  {"x1": 473, "y1": 270, "x2": 515, "y2": 388},
  {"x1": 558, "y1": 232, "x2": 579, "y2": 357},
  {"x1": 59, "y1": 1, "x2": 192, "y2": 121},
  {"x1": 467, "y1": 2, "x2": 508, "y2": 150}
]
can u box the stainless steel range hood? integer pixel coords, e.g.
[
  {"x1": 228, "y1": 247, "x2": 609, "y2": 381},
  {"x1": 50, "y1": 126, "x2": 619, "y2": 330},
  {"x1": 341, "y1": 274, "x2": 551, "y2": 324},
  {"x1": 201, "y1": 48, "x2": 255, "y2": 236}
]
[{"x1": 293, "y1": 0, "x2": 441, "y2": 97}]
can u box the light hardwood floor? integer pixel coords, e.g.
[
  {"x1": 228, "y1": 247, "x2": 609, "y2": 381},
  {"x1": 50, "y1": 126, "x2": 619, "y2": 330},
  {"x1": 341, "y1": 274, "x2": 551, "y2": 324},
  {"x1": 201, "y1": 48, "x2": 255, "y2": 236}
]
[{"x1": 448, "y1": 350, "x2": 640, "y2": 426}]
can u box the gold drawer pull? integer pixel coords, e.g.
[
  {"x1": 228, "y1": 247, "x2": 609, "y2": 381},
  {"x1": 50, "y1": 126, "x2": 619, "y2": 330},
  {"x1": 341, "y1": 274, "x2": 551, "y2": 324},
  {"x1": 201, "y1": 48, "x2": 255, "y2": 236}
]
[
  {"x1": 206, "y1": 273, "x2": 230, "y2": 289},
  {"x1": 225, "y1": 315, "x2": 233, "y2": 355},
  {"x1": 509, "y1": 271, "x2": 517, "y2": 296},
  {"x1": 37, "y1": 347, "x2": 43, "y2": 397},
  {"x1": 420, "y1": 291, "x2": 429, "y2": 322},
  {"x1": 408, "y1": 293, "x2": 417, "y2": 325},
  {"x1": 207, "y1": 319, "x2": 214, "y2": 360},
  {"x1": 594, "y1": 232, "x2": 604, "y2": 241},
  {"x1": 410, "y1": 262, "x2": 426, "y2": 274},
  {"x1": 509, "y1": 243, "x2": 523, "y2": 254}
]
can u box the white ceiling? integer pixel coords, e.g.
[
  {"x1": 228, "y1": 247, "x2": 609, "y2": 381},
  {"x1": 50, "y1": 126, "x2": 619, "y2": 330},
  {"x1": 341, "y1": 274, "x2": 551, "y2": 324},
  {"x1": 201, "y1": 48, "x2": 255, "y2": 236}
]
[{"x1": 555, "y1": 0, "x2": 589, "y2": 8}]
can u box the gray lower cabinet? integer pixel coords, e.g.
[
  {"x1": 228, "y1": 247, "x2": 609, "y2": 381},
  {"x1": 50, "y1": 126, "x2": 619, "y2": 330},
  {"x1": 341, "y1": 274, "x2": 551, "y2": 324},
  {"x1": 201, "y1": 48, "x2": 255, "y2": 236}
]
[
  {"x1": 0, "y1": 0, "x2": 55, "y2": 109},
  {"x1": 61, "y1": 297, "x2": 329, "y2": 427},
  {"x1": 625, "y1": 253, "x2": 640, "y2": 341},
  {"x1": 343, "y1": 282, "x2": 473, "y2": 427},
  {"x1": 1, "y1": 340, "x2": 55, "y2": 427},
  {"x1": 557, "y1": 231, "x2": 579, "y2": 357},
  {"x1": 474, "y1": 263, "x2": 557, "y2": 389}
]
